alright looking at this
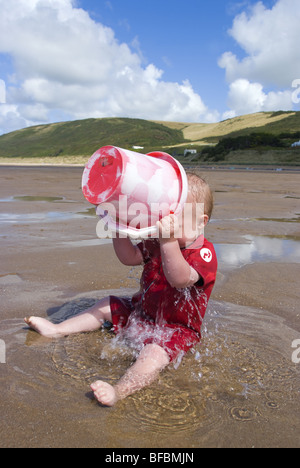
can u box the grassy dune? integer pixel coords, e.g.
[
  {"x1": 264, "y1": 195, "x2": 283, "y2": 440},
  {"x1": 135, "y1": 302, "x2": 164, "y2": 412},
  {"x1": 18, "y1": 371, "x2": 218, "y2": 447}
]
[
  {"x1": 157, "y1": 111, "x2": 300, "y2": 144},
  {"x1": 0, "y1": 111, "x2": 299, "y2": 166}
]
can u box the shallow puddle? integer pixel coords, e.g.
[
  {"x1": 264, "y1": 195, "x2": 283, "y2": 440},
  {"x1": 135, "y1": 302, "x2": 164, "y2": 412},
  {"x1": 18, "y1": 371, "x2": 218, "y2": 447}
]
[
  {"x1": 215, "y1": 235, "x2": 300, "y2": 270},
  {"x1": 13, "y1": 196, "x2": 65, "y2": 203},
  {"x1": 0, "y1": 196, "x2": 65, "y2": 203},
  {"x1": 1, "y1": 296, "x2": 299, "y2": 447},
  {"x1": 0, "y1": 208, "x2": 95, "y2": 224},
  {"x1": 255, "y1": 216, "x2": 300, "y2": 223},
  {"x1": 0, "y1": 192, "x2": 97, "y2": 224}
]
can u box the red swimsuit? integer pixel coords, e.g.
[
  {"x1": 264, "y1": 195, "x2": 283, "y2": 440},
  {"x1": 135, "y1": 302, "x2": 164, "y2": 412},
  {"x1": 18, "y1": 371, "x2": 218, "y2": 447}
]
[{"x1": 110, "y1": 237, "x2": 218, "y2": 363}]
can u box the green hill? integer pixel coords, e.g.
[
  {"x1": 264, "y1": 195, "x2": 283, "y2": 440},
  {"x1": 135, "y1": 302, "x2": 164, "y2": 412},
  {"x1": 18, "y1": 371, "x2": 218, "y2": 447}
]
[
  {"x1": 159, "y1": 111, "x2": 300, "y2": 166},
  {"x1": 156, "y1": 111, "x2": 300, "y2": 144},
  {"x1": 0, "y1": 111, "x2": 299, "y2": 166},
  {"x1": 0, "y1": 117, "x2": 186, "y2": 159}
]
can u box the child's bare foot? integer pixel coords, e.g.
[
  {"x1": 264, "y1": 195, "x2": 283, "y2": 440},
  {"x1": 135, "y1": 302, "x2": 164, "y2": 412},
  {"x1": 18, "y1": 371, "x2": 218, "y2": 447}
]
[
  {"x1": 91, "y1": 381, "x2": 119, "y2": 407},
  {"x1": 24, "y1": 317, "x2": 63, "y2": 338}
]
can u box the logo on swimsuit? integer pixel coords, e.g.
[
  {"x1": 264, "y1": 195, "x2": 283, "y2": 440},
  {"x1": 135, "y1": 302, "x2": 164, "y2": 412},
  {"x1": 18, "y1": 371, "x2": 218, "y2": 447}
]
[{"x1": 200, "y1": 248, "x2": 212, "y2": 263}]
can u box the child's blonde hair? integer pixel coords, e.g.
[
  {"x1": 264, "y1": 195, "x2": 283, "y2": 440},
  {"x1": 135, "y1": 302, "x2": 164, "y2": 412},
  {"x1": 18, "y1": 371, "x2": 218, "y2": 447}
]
[{"x1": 186, "y1": 172, "x2": 214, "y2": 221}]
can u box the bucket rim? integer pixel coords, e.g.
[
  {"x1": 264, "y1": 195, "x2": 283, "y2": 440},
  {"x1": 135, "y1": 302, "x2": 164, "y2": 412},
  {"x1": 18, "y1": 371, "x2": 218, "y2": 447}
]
[
  {"x1": 97, "y1": 151, "x2": 188, "y2": 239},
  {"x1": 82, "y1": 145, "x2": 123, "y2": 205}
]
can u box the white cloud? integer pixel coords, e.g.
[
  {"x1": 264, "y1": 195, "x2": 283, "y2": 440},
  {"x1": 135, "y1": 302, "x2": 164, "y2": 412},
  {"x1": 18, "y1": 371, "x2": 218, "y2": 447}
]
[
  {"x1": 225, "y1": 78, "x2": 293, "y2": 117},
  {"x1": 0, "y1": 0, "x2": 218, "y2": 135},
  {"x1": 220, "y1": 0, "x2": 300, "y2": 86},
  {"x1": 219, "y1": 0, "x2": 300, "y2": 117},
  {"x1": 0, "y1": 104, "x2": 29, "y2": 134}
]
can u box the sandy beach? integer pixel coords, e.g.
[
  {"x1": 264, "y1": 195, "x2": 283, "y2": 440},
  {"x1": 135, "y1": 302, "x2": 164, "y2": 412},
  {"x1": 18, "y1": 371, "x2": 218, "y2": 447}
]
[{"x1": 0, "y1": 165, "x2": 299, "y2": 448}]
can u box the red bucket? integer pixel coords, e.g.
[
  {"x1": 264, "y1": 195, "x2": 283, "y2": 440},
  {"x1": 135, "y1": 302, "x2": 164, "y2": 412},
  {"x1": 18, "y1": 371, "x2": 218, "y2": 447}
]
[{"x1": 82, "y1": 146, "x2": 188, "y2": 238}]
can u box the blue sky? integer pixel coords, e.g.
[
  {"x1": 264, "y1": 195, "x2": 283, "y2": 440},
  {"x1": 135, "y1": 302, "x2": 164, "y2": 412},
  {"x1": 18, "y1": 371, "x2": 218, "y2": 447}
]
[
  {"x1": 82, "y1": 0, "x2": 235, "y2": 111},
  {"x1": 0, "y1": 0, "x2": 299, "y2": 134},
  {"x1": 81, "y1": 0, "x2": 275, "y2": 108}
]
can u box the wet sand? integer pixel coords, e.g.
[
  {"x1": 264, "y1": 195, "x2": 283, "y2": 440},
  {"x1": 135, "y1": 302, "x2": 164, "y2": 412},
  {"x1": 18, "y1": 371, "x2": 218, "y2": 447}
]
[{"x1": 0, "y1": 166, "x2": 299, "y2": 448}]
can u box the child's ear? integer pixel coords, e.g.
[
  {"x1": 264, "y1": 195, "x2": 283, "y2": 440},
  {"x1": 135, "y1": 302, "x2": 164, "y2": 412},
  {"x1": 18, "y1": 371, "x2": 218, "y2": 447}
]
[
  {"x1": 203, "y1": 214, "x2": 209, "y2": 227},
  {"x1": 197, "y1": 214, "x2": 209, "y2": 232}
]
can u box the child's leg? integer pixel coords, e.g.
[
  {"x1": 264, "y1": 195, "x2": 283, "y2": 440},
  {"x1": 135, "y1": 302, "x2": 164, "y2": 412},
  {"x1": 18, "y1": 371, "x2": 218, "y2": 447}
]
[
  {"x1": 24, "y1": 297, "x2": 112, "y2": 338},
  {"x1": 91, "y1": 343, "x2": 170, "y2": 406}
]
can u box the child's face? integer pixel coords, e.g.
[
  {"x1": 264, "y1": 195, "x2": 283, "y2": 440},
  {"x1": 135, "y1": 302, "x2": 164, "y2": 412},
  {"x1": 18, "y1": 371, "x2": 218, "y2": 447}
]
[{"x1": 176, "y1": 191, "x2": 208, "y2": 248}]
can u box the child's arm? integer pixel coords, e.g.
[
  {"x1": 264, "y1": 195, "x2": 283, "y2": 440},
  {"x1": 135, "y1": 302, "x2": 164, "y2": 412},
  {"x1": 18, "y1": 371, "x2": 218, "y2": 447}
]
[
  {"x1": 113, "y1": 235, "x2": 144, "y2": 266},
  {"x1": 157, "y1": 215, "x2": 200, "y2": 289}
]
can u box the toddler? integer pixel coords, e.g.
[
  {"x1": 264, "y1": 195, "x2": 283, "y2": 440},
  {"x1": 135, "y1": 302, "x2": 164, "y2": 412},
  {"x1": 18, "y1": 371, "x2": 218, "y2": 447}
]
[{"x1": 25, "y1": 173, "x2": 217, "y2": 406}]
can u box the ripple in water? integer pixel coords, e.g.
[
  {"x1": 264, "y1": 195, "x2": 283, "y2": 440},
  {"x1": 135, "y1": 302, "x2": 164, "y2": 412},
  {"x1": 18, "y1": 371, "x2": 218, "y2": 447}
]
[
  {"x1": 4, "y1": 293, "x2": 298, "y2": 446},
  {"x1": 118, "y1": 301, "x2": 299, "y2": 437}
]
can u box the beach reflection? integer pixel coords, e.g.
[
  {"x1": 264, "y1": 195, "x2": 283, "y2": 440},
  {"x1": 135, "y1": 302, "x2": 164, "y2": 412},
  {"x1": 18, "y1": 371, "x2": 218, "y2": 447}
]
[{"x1": 215, "y1": 235, "x2": 300, "y2": 269}]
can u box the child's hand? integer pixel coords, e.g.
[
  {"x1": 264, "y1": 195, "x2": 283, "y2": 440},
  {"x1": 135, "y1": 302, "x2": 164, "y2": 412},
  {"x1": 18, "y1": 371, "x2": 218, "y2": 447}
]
[{"x1": 157, "y1": 214, "x2": 180, "y2": 242}]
